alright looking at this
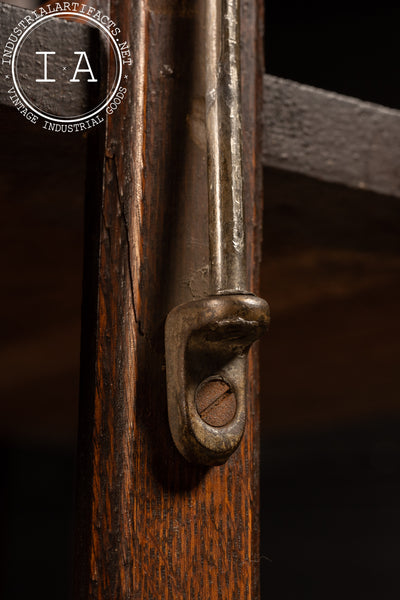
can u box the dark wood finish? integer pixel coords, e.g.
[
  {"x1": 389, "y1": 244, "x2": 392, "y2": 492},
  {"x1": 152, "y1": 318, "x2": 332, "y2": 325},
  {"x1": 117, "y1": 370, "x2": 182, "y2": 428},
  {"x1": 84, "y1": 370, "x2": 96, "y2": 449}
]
[
  {"x1": 3, "y1": 2, "x2": 400, "y2": 198},
  {"x1": 263, "y1": 74, "x2": 400, "y2": 198},
  {"x1": 74, "y1": 1, "x2": 264, "y2": 599}
]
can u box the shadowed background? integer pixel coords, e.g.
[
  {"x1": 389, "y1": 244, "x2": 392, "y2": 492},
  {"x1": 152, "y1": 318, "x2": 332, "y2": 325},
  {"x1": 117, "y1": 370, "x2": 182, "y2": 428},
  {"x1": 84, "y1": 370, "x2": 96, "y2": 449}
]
[
  {"x1": 1, "y1": 0, "x2": 400, "y2": 598},
  {"x1": 260, "y1": 2, "x2": 400, "y2": 598}
]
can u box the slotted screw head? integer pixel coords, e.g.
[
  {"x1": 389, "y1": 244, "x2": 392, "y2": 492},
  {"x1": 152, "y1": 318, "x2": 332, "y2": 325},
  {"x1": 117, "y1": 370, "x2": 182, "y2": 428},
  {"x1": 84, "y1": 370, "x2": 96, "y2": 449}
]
[{"x1": 195, "y1": 378, "x2": 237, "y2": 427}]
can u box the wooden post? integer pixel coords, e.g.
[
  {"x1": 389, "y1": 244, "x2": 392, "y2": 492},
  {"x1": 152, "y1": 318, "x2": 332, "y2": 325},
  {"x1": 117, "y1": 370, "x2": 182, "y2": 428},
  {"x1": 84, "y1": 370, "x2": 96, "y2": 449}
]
[{"x1": 74, "y1": 0, "x2": 264, "y2": 597}]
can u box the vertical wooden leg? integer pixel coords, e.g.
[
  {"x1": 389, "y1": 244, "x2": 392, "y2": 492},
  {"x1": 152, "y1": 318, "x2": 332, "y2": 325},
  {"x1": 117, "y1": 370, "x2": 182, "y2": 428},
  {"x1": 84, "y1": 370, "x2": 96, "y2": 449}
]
[{"x1": 73, "y1": 1, "x2": 264, "y2": 598}]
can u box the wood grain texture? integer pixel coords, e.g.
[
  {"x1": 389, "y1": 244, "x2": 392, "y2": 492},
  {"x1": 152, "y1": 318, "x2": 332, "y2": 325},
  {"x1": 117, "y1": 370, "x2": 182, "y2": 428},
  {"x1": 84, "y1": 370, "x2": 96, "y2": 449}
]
[
  {"x1": 74, "y1": 0, "x2": 264, "y2": 598},
  {"x1": 262, "y1": 74, "x2": 400, "y2": 198},
  {"x1": 3, "y1": 1, "x2": 400, "y2": 197}
]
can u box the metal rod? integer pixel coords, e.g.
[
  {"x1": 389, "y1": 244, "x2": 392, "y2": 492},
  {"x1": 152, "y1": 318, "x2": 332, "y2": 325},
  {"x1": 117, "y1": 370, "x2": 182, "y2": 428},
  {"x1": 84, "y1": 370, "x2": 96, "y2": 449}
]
[{"x1": 205, "y1": 0, "x2": 246, "y2": 295}]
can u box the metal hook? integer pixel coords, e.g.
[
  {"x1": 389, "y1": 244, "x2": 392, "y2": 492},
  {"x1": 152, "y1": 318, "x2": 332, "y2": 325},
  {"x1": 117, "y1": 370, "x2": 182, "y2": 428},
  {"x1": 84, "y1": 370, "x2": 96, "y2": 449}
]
[{"x1": 165, "y1": 0, "x2": 269, "y2": 465}]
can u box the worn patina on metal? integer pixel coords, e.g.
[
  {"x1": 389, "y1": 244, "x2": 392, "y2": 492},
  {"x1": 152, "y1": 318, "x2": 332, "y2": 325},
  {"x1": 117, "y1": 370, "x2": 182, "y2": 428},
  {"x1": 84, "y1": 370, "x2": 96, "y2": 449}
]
[
  {"x1": 165, "y1": 0, "x2": 269, "y2": 465},
  {"x1": 206, "y1": 0, "x2": 246, "y2": 294},
  {"x1": 165, "y1": 294, "x2": 269, "y2": 465}
]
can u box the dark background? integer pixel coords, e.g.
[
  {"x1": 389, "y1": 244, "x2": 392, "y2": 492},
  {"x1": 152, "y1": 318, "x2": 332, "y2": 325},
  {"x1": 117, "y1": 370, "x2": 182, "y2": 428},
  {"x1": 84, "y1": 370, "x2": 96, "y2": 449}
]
[
  {"x1": 1, "y1": 0, "x2": 400, "y2": 598},
  {"x1": 265, "y1": 0, "x2": 400, "y2": 109},
  {"x1": 261, "y1": 1, "x2": 400, "y2": 598}
]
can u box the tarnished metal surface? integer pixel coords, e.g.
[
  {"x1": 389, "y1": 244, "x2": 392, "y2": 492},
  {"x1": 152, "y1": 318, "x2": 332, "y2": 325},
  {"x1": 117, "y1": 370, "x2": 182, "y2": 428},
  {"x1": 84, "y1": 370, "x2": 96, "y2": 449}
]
[
  {"x1": 3, "y1": 2, "x2": 399, "y2": 198},
  {"x1": 165, "y1": 294, "x2": 269, "y2": 465},
  {"x1": 165, "y1": 0, "x2": 269, "y2": 465}
]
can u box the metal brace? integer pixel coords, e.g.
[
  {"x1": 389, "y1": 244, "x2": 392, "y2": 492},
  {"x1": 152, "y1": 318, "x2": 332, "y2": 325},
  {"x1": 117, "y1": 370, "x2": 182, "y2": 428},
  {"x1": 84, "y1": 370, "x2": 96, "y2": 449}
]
[{"x1": 165, "y1": 0, "x2": 269, "y2": 465}]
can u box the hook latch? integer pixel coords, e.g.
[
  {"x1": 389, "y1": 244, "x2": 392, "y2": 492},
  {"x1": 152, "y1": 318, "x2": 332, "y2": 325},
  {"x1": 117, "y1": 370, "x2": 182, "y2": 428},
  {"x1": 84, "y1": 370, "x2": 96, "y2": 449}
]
[
  {"x1": 165, "y1": 294, "x2": 269, "y2": 465},
  {"x1": 165, "y1": 0, "x2": 269, "y2": 465}
]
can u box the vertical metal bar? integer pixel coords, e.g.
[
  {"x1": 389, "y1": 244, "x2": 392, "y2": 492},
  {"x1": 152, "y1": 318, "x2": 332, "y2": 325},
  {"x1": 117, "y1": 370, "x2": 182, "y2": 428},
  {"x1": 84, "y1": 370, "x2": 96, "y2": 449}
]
[
  {"x1": 205, "y1": 0, "x2": 246, "y2": 294},
  {"x1": 166, "y1": 0, "x2": 268, "y2": 466}
]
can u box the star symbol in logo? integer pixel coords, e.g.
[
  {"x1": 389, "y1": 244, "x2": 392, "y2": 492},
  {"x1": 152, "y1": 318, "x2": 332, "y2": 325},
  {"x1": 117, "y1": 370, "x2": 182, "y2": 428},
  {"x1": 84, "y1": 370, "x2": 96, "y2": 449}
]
[
  {"x1": 124, "y1": 74, "x2": 128, "y2": 80},
  {"x1": 62, "y1": 66, "x2": 68, "y2": 71}
]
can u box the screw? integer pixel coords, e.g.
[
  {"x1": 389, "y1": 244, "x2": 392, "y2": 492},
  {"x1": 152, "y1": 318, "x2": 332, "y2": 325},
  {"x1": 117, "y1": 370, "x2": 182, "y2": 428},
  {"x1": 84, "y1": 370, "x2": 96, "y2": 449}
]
[{"x1": 195, "y1": 378, "x2": 237, "y2": 427}]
